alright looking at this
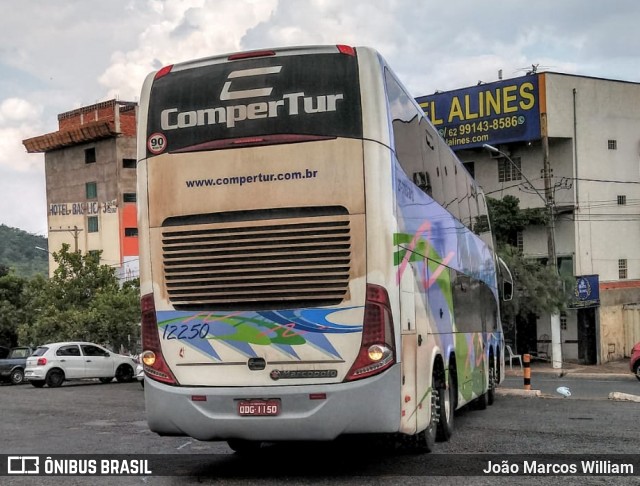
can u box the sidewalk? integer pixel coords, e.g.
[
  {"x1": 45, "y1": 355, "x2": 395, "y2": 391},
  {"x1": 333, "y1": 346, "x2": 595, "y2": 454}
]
[{"x1": 504, "y1": 358, "x2": 636, "y2": 381}]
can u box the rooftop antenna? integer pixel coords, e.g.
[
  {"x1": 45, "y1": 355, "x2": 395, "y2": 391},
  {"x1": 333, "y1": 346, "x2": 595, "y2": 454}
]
[{"x1": 526, "y1": 64, "x2": 539, "y2": 75}]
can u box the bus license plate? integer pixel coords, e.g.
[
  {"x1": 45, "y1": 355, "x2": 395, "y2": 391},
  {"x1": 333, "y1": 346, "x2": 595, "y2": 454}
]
[{"x1": 238, "y1": 400, "x2": 280, "y2": 416}]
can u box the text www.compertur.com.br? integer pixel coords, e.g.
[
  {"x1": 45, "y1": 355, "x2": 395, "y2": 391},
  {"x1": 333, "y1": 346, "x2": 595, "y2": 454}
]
[{"x1": 185, "y1": 169, "x2": 319, "y2": 188}]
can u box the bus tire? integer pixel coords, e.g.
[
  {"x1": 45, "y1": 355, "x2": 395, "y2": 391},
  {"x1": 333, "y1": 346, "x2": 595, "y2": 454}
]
[
  {"x1": 227, "y1": 439, "x2": 262, "y2": 454},
  {"x1": 412, "y1": 422, "x2": 436, "y2": 453},
  {"x1": 436, "y1": 368, "x2": 455, "y2": 441},
  {"x1": 475, "y1": 391, "x2": 488, "y2": 410},
  {"x1": 487, "y1": 362, "x2": 496, "y2": 406},
  {"x1": 405, "y1": 369, "x2": 440, "y2": 453}
]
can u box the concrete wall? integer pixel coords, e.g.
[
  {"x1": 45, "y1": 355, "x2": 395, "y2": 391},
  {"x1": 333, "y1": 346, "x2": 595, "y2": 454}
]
[
  {"x1": 45, "y1": 135, "x2": 137, "y2": 273},
  {"x1": 545, "y1": 74, "x2": 640, "y2": 283}
]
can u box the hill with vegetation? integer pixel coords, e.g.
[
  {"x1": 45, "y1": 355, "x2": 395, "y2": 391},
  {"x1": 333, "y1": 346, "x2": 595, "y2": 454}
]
[{"x1": 0, "y1": 224, "x2": 48, "y2": 278}]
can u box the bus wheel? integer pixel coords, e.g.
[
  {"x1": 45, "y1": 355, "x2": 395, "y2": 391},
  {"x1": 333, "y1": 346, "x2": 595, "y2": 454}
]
[
  {"x1": 487, "y1": 364, "x2": 497, "y2": 406},
  {"x1": 227, "y1": 439, "x2": 262, "y2": 454},
  {"x1": 436, "y1": 369, "x2": 455, "y2": 441},
  {"x1": 411, "y1": 388, "x2": 438, "y2": 453},
  {"x1": 475, "y1": 390, "x2": 488, "y2": 410}
]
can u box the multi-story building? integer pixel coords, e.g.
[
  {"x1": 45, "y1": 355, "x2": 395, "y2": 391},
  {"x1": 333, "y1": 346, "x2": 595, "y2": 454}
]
[
  {"x1": 417, "y1": 72, "x2": 640, "y2": 364},
  {"x1": 22, "y1": 99, "x2": 139, "y2": 282}
]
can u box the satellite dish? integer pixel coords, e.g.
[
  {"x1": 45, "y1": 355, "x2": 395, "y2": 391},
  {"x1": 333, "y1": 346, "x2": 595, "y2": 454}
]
[{"x1": 556, "y1": 386, "x2": 571, "y2": 398}]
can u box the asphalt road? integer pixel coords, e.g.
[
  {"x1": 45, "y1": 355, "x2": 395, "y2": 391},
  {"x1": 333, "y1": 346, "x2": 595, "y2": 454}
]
[
  {"x1": 502, "y1": 374, "x2": 640, "y2": 399},
  {"x1": 0, "y1": 379, "x2": 638, "y2": 485}
]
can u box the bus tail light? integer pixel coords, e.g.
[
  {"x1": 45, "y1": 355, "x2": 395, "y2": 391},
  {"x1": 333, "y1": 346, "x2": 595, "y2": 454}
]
[
  {"x1": 337, "y1": 45, "x2": 356, "y2": 56},
  {"x1": 345, "y1": 284, "x2": 396, "y2": 381},
  {"x1": 141, "y1": 293, "x2": 178, "y2": 385},
  {"x1": 154, "y1": 65, "x2": 174, "y2": 80},
  {"x1": 228, "y1": 50, "x2": 276, "y2": 61}
]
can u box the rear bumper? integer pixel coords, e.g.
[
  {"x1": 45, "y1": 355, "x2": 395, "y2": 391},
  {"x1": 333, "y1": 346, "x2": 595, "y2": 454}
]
[
  {"x1": 145, "y1": 364, "x2": 402, "y2": 441},
  {"x1": 24, "y1": 368, "x2": 47, "y2": 380}
]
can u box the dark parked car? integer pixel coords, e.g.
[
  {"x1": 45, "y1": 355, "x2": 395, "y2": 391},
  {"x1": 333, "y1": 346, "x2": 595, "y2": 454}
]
[
  {"x1": 0, "y1": 347, "x2": 34, "y2": 385},
  {"x1": 630, "y1": 342, "x2": 640, "y2": 382}
]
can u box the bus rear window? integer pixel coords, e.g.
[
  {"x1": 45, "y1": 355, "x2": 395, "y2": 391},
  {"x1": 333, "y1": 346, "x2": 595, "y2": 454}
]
[{"x1": 146, "y1": 53, "x2": 362, "y2": 156}]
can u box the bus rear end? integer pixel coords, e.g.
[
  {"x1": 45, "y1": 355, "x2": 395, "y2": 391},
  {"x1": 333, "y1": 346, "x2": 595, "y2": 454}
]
[{"x1": 137, "y1": 46, "x2": 401, "y2": 443}]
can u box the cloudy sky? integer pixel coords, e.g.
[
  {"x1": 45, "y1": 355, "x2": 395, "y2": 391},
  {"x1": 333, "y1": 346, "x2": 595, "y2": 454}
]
[{"x1": 1, "y1": 0, "x2": 639, "y2": 236}]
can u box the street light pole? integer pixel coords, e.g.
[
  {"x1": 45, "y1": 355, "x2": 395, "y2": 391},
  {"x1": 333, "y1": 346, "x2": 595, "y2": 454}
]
[
  {"x1": 539, "y1": 114, "x2": 563, "y2": 369},
  {"x1": 483, "y1": 143, "x2": 563, "y2": 369},
  {"x1": 482, "y1": 144, "x2": 546, "y2": 205}
]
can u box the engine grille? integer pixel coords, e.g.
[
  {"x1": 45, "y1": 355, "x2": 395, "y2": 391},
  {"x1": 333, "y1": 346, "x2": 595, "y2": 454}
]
[{"x1": 161, "y1": 208, "x2": 352, "y2": 310}]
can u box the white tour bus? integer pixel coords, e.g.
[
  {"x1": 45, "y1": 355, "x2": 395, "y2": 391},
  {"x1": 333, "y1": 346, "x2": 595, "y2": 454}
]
[{"x1": 137, "y1": 45, "x2": 512, "y2": 453}]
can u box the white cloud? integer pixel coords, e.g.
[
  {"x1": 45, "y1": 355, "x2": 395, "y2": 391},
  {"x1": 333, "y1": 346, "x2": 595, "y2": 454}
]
[
  {"x1": 0, "y1": 97, "x2": 42, "y2": 125},
  {"x1": 0, "y1": 97, "x2": 46, "y2": 233},
  {"x1": 98, "y1": 0, "x2": 278, "y2": 100},
  {"x1": 0, "y1": 98, "x2": 45, "y2": 174},
  {"x1": 0, "y1": 164, "x2": 46, "y2": 235}
]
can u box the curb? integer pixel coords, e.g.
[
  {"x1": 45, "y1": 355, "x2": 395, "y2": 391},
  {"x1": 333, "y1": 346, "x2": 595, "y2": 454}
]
[
  {"x1": 561, "y1": 372, "x2": 636, "y2": 381},
  {"x1": 505, "y1": 371, "x2": 635, "y2": 381},
  {"x1": 495, "y1": 388, "x2": 541, "y2": 398},
  {"x1": 608, "y1": 392, "x2": 640, "y2": 403}
]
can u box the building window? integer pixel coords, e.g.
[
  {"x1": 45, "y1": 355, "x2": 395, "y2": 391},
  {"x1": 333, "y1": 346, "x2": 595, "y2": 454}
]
[
  {"x1": 86, "y1": 182, "x2": 97, "y2": 199},
  {"x1": 617, "y1": 195, "x2": 627, "y2": 205},
  {"x1": 560, "y1": 312, "x2": 567, "y2": 331},
  {"x1": 85, "y1": 147, "x2": 96, "y2": 164},
  {"x1": 516, "y1": 231, "x2": 524, "y2": 254},
  {"x1": 88, "y1": 216, "x2": 99, "y2": 233},
  {"x1": 88, "y1": 250, "x2": 100, "y2": 262},
  {"x1": 123, "y1": 193, "x2": 137, "y2": 203},
  {"x1": 123, "y1": 158, "x2": 136, "y2": 169},
  {"x1": 463, "y1": 161, "x2": 475, "y2": 179},
  {"x1": 619, "y1": 259, "x2": 627, "y2": 279},
  {"x1": 124, "y1": 227, "x2": 138, "y2": 237},
  {"x1": 608, "y1": 139, "x2": 617, "y2": 150},
  {"x1": 498, "y1": 156, "x2": 522, "y2": 183}
]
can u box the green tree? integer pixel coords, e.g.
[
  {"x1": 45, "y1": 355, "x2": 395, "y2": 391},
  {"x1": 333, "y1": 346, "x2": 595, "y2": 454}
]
[
  {"x1": 496, "y1": 245, "x2": 570, "y2": 327},
  {"x1": 0, "y1": 272, "x2": 29, "y2": 346},
  {"x1": 18, "y1": 244, "x2": 140, "y2": 351},
  {"x1": 488, "y1": 195, "x2": 547, "y2": 246},
  {"x1": 486, "y1": 196, "x2": 570, "y2": 325}
]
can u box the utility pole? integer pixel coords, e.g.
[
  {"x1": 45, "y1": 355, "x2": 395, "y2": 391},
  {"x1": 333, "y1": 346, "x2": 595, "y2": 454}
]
[
  {"x1": 540, "y1": 114, "x2": 563, "y2": 370},
  {"x1": 483, "y1": 142, "x2": 562, "y2": 369},
  {"x1": 49, "y1": 226, "x2": 83, "y2": 253}
]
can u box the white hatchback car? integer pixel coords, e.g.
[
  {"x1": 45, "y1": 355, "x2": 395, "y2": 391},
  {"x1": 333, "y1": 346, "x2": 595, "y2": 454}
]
[{"x1": 24, "y1": 342, "x2": 137, "y2": 388}]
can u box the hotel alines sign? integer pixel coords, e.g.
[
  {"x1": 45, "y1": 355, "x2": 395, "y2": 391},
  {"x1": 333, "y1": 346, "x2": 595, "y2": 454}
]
[{"x1": 416, "y1": 74, "x2": 541, "y2": 150}]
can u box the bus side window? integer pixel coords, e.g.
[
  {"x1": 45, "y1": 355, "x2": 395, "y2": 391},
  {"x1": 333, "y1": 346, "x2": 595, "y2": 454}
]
[
  {"x1": 476, "y1": 192, "x2": 494, "y2": 251},
  {"x1": 412, "y1": 171, "x2": 432, "y2": 196},
  {"x1": 423, "y1": 124, "x2": 444, "y2": 205},
  {"x1": 469, "y1": 182, "x2": 480, "y2": 233},
  {"x1": 455, "y1": 163, "x2": 471, "y2": 229},
  {"x1": 385, "y1": 68, "x2": 423, "y2": 179},
  {"x1": 441, "y1": 150, "x2": 459, "y2": 220}
]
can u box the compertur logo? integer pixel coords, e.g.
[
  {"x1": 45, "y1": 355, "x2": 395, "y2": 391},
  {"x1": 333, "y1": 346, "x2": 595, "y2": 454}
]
[
  {"x1": 160, "y1": 65, "x2": 345, "y2": 130},
  {"x1": 220, "y1": 66, "x2": 282, "y2": 100}
]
